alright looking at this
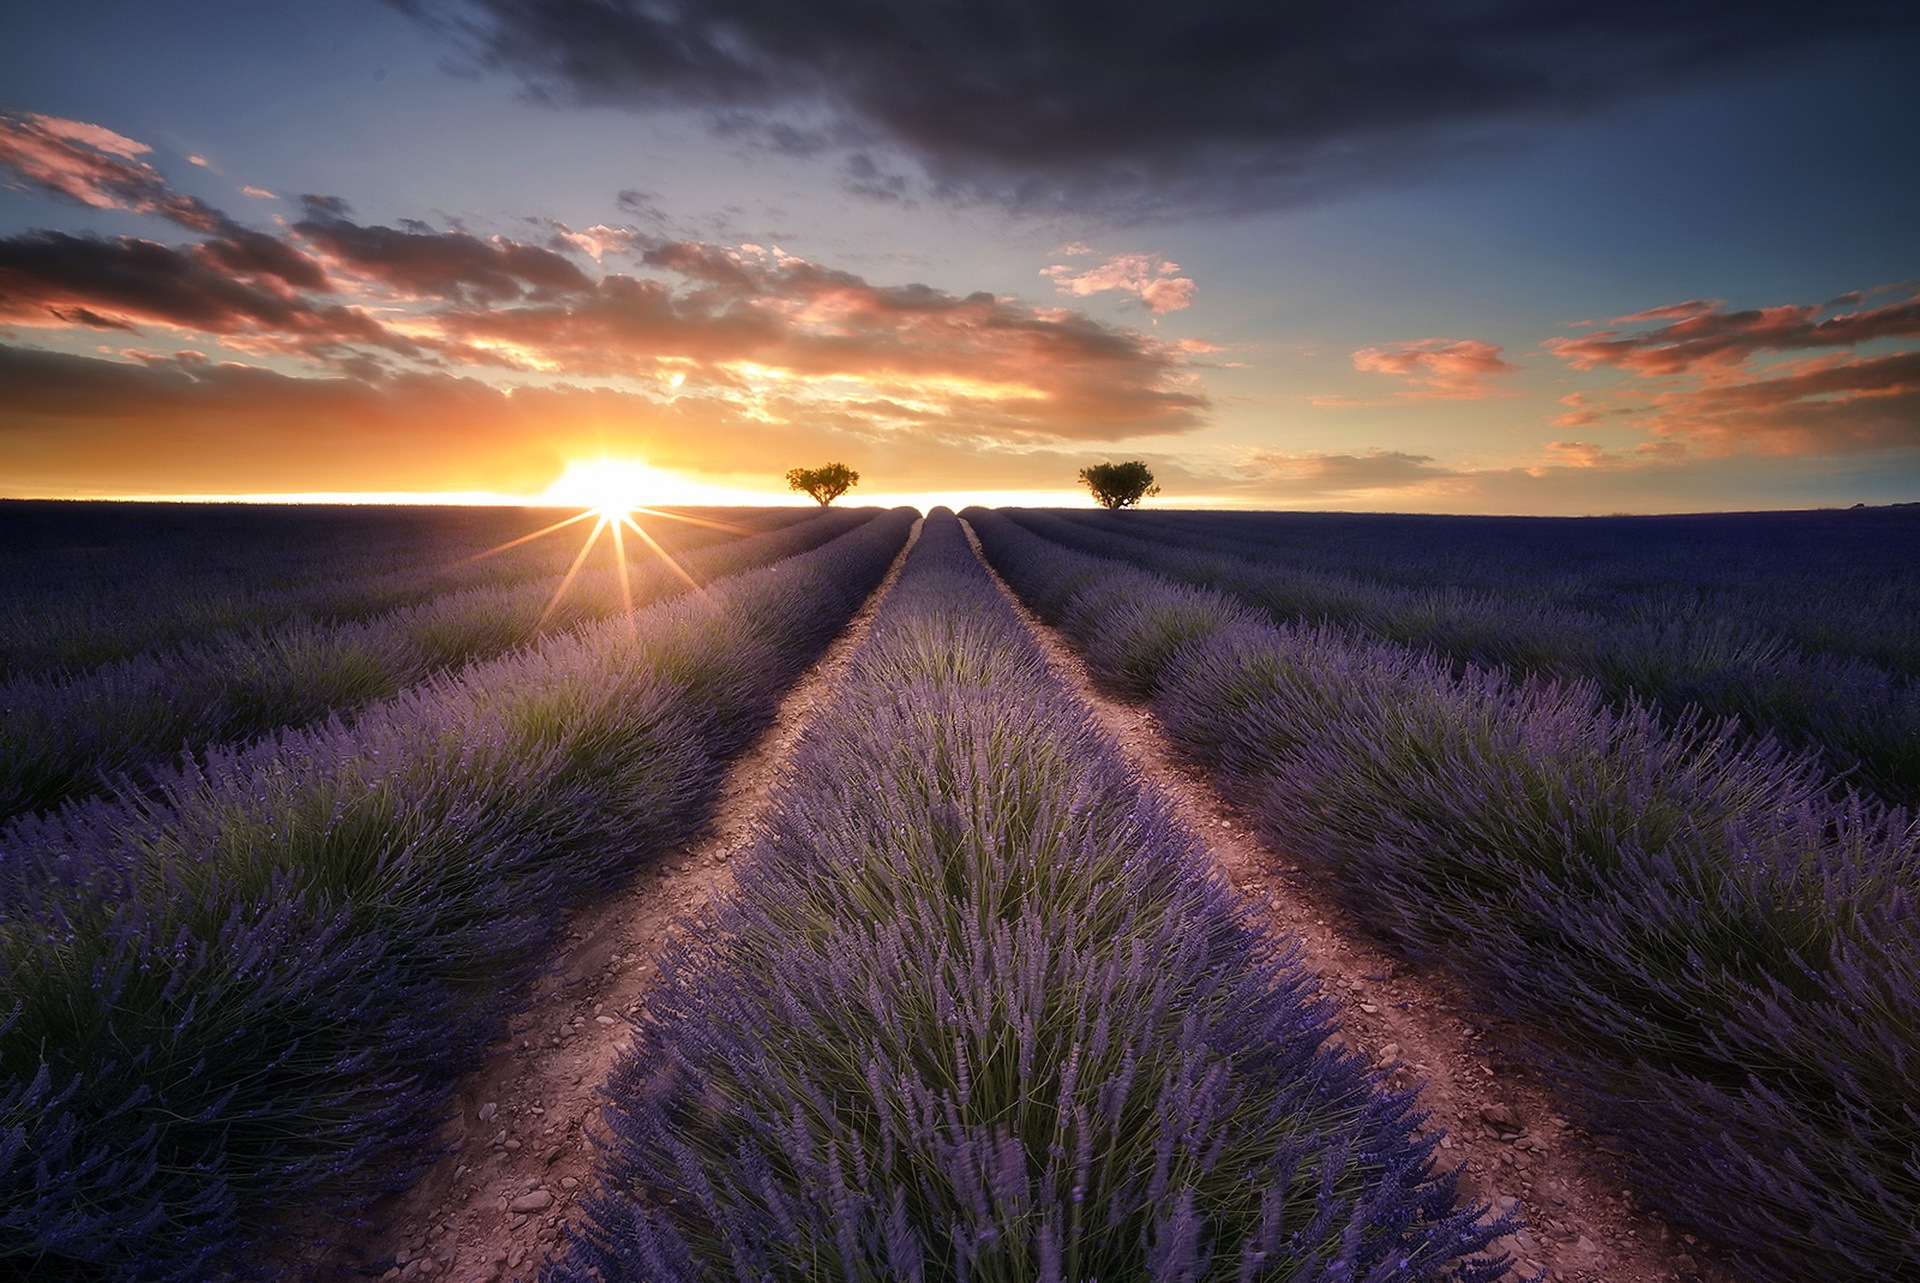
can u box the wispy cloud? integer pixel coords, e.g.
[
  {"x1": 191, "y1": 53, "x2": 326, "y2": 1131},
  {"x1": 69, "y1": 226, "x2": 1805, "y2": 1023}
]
[
  {"x1": 1235, "y1": 447, "x2": 1470, "y2": 497},
  {"x1": 1543, "y1": 293, "x2": 1920, "y2": 376},
  {"x1": 0, "y1": 111, "x2": 225, "y2": 232},
  {"x1": 1351, "y1": 337, "x2": 1517, "y2": 399}
]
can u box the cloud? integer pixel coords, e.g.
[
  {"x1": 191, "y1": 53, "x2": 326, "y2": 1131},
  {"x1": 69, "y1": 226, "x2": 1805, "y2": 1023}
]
[
  {"x1": 293, "y1": 198, "x2": 596, "y2": 304},
  {"x1": 0, "y1": 111, "x2": 226, "y2": 233},
  {"x1": 1641, "y1": 350, "x2": 1920, "y2": 456},
  {"x1": 431, "y1": 239, "x2": 1210, "y2": 437},
  {"x1": 1351, "y1": 337, "x2": 1517, "y2": 399},
  {"x1": 1041, "y1": 252, "x2": 1195, "y2": 314},
  {"x1": 1611, "y1": 299, "x2": 1722, "y2": 324},
  {"x1": 547, "y1": 220, "x2": 641, "y2": 262},
  {"x1": 391, "y1": 0, "x2": 1918, "y2": 218},
  {"x1": 0, "y1": 123, "x2": 1213, "y2": 495},
  {"x1": 1543, "y1": 293, "x2": 1920, "y2": 376},
  {"x1": 0, "y1": 229, "x2": 382, "y2": 349},
  {"x1": 1236, "y1": 447, "x2": 1470, "y2": 497},
  {"x1": 1540, "y1": 285, "x2": 1920, "y2": 460},
  {"x1": 0, "y1": 343, "x2": 1192, "y2": 497}
]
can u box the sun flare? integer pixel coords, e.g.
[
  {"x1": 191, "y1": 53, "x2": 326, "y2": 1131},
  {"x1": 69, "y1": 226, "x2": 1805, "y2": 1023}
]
[
  {"x1": 453, "y1": 456, "x2": 763, "y2": 634},
  {"x1": 539, "y1": 457, "x2": 687, "y2": 515}
]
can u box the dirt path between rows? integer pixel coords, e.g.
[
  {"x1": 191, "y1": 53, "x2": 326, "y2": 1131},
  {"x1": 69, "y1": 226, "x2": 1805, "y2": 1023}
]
[
  {"x1": 321, "y1": 519, "x2": 924, "y2": 1283},
  {"x1": 963, "y1": 519, "x2": 1738, "y2": 1283}
]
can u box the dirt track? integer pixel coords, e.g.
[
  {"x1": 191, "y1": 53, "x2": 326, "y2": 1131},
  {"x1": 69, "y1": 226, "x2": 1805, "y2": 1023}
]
[{"x1": 325, "y1": 515, "x2": 1734, "y2": 1282}]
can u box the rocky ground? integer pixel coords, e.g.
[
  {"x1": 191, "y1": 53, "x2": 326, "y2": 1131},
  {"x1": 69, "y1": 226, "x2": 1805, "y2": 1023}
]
[{"x1": 323, "y1": 517, "x2": 1739, "y2": 1282}]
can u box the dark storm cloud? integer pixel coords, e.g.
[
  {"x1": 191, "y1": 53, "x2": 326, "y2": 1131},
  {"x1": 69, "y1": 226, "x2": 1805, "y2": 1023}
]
[{"x1": 391, "y1": 0, "x2": 1918, "y2": 217}]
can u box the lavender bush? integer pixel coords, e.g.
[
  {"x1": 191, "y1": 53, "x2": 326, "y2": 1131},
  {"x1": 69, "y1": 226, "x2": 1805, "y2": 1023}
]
[
  {"x1": 997, "y1": 508, "x2": 1920, "y2": 806},
  {"x1": 965, "y1": 508, "x2": 1920, "y2": 1282},
  {"x1": 1045, "y1": 506, "x2": 1920, "y2": 678},
  {"x1": 557, "y1": 511, "x2": 1507, "y2": 1282},
  {"x1": 0, "y1": 509, "x2": 914, "y2": 1280},
  {"x1": 0, "y1": 502, "x2": 809, "y2": 679},
  {"x1": 0, "y1": 507, "x2": 869, "y2": 821}
]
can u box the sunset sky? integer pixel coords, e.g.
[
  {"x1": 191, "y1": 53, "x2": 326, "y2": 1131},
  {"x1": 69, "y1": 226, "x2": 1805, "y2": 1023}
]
[{"x1": 3, "y1": 0, "x2": 1916, "y2": 512}]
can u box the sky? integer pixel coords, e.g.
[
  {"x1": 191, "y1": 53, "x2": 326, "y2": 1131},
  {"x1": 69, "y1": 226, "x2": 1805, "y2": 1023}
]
[{"x1": 1, "y1": 0, "x2": 1916, "y2": 513}]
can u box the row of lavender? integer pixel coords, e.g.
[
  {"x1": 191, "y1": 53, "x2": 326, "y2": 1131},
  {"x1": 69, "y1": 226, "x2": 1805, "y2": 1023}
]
[
  {"x1": 0, "y1": 502, "x2": 807, "y2": 678},
  {"x1": 1002, "y1": 509, "x2": 1920, "y2": 806},
  {"x1": 0, "y1": 508, "x2": 866, "y2": 822},
  {"x1": 967, "y1": 509, "x2": 1920, "y2": 1282},
  {"x1": 559, "y1": 510, "x2": 1509, "y2": 1282},
  {"x1": 1051, "y1": 507, "x2": 1920, "y2": 678},
  {"x1": 0, "y1": 508, "x2": 915, "y2": 1281}
]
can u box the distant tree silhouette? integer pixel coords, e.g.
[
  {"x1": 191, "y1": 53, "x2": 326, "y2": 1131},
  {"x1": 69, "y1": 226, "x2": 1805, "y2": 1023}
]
[
  {"x1": 786, "y1": 462, "x2": 860, "y2": 506},
  {"x1": 1079, "y1": 460, "x2": 1159, "y2": 509}
]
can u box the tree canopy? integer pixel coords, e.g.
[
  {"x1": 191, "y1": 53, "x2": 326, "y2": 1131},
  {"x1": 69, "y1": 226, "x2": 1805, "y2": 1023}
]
[
  {"x1": 786, "y1": 462, "x2": 860, "y2": 506},
  {"x1": 1079, "y1": 461, "x2": 1159, "y2": 509}
]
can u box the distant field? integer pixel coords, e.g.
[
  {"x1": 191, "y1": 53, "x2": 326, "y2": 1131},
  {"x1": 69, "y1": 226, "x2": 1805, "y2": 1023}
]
[{"x1": 2, "y1": 502, "x2": 1913, "y2": 1281}]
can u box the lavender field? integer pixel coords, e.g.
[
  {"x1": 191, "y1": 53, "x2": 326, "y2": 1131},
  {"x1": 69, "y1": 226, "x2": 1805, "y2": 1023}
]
[{"x1": 2, "y1": 500, "x2": 1915, "y2": 1281}]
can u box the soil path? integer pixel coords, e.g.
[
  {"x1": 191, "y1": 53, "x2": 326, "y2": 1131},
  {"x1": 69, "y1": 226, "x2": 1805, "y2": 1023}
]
[
  {"x1": 323, "y1": 518, "x2": 924, "y2": 1283},
  {"x1": 963, "y1": 518, "x2": 1736, "y2": 1283}
]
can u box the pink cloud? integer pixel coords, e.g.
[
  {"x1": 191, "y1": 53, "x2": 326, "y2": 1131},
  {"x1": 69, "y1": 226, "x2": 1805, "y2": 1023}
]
[
  {"x1": 1041, "y1": 252, "x2": 1195, "y2": 314},
  {"x1": 549, "y1": 221, "x2": 640, "y2": 262},
  {"x1": 241, "y1": 185, "x2": 277, "y2": 200},
  {"x1": 24, "y1": 114, "x2": 150, "y2": 160},
  {"x1": 0, "y1": 112, "x2": 223, "y2": 233},
  {"x1": 1351, "y1": 337, "x2": 1518, "y2": 399}
]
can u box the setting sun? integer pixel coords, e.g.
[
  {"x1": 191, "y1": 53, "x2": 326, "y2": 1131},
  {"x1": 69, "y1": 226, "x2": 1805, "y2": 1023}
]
[{"x1": 539, "y1": 458, "x2": 688, "y2": 514}]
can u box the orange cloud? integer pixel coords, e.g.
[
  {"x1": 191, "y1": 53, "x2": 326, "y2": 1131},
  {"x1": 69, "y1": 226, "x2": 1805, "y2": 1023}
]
[
  {"x1": 1641, "y1": 351, "x2": 1920, "y2": 456},
  {"x1": 1351, "y1": 337, "x2": 1518, "y2": 399},
  {"x1": 0, "y1": 343, "x2": 1196, "y2": 498},
  {"x1": 1540, "y1": 286, "x2": 1920, "y2": 460},
  {"x1": 0, "y1": 116, "x2": 1211, "y2": 460},
  {"x1": 0, "y1": 119, "x2": 1217, "y2": 498}
]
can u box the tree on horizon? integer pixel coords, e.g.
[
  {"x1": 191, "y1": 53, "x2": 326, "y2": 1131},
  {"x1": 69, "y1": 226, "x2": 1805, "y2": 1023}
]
[
  {"x1": 1079, "y1": 460, "x2": 1159, "y2": 509},
  {"x1": 787, "y1": 462, "x2": 860, "y2": 506}
]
